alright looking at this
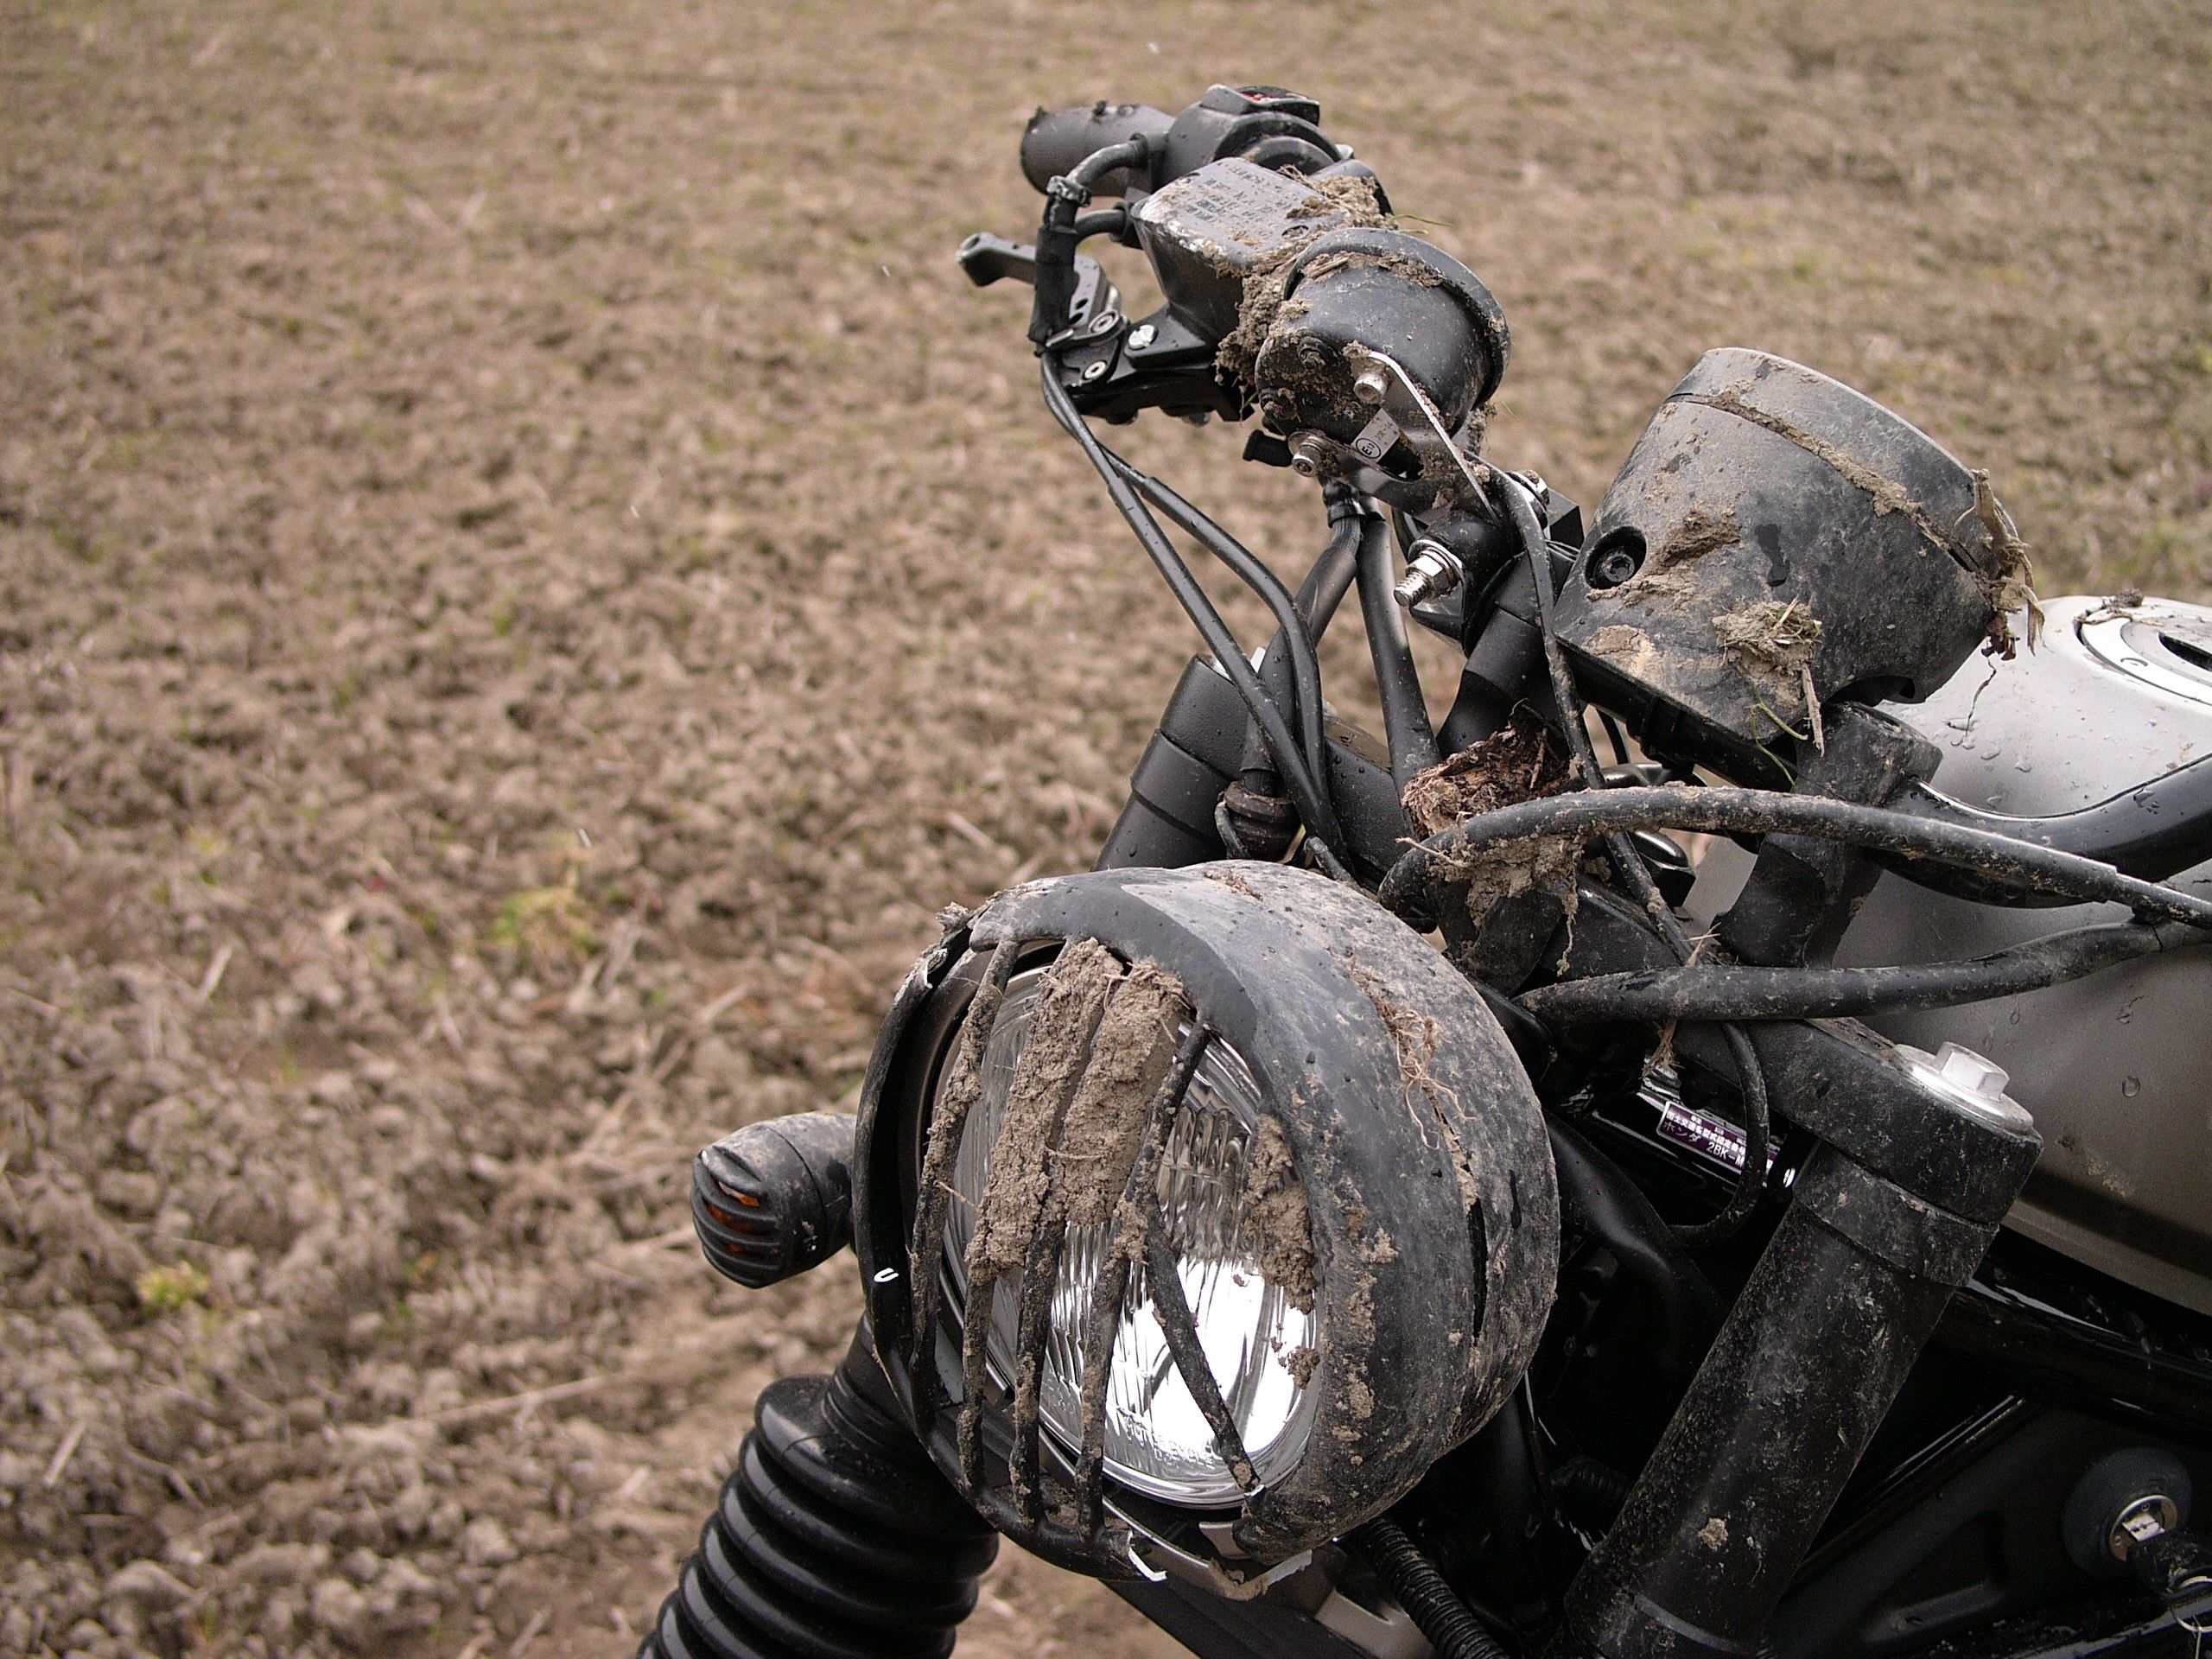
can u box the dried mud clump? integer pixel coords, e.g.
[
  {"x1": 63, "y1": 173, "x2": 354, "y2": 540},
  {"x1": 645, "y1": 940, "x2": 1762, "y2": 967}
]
[
  {"x1": 1241, "y1": 1116, "x2": 1317, "y2": 1316},
  {"x1": 1402, "y1": 710, "x2": 1583, "y2": 925},
  {"x1": 964, "y1": 938, "x2": 1119, "y2": 1283},
  {"x1": 1715, "y1": 598, "x2": 1826, "y2": 750},
  {"x1": 1402, "y1": 708, "x2": 1573, "y2": 838},
  {"x1": 1052, "y1": 962, "x2": 1185, "y2": 1230},
  {"x1": 1609, "y1": 507, "x2": 1744, "y2": 609},
  {"x1": 1217, "y1": 175, "x2": 1392, "y2": 397}
]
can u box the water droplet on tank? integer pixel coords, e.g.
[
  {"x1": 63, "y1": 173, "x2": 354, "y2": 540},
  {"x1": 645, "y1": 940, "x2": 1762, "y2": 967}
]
[
  {"x1": 2014, "y1": 760, "x2": 2033, "y2": 773},
  {"x1": 2121, "y1": 1077, "x2": 2141, "y2": 1098}
]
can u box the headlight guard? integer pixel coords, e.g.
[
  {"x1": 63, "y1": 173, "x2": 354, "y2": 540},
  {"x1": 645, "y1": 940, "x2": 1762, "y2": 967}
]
[{"x1": 850, "y1": 863, "x2": 1558, "y2": 1585}]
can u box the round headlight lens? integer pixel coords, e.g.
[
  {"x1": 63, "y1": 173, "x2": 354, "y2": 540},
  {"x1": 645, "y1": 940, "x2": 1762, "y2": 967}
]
[{"x1": 939, "y1": 968, "x2": 1320, "y2": 1506}]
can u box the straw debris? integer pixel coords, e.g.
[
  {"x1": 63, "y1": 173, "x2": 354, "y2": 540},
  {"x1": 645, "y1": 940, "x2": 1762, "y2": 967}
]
[{"x1": 1715, "y1": 598, "x2": 1826, "y2": 751}]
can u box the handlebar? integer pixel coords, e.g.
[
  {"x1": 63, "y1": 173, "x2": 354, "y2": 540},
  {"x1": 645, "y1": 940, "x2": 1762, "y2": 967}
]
[
  {"x1": 1016, "y1": 85, "x2": 1344, "y2": 201},
  {"x1": 1020, "y1": 102, "x2": 1171, "y2": 196}
]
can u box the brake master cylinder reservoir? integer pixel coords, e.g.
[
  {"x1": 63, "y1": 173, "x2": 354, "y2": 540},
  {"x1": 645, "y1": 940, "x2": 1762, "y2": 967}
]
[{"x1": 1840, "y1": 595, "x2": 2212, "y2": 1315}]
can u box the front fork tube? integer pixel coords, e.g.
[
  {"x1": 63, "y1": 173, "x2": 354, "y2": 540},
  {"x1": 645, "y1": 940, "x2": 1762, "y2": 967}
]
[{"x1": 1549, "y1": 1122, "x2": 2039, "y2": 1659}]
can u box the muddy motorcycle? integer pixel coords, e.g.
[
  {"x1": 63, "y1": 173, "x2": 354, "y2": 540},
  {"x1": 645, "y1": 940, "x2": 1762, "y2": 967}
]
[{"x1": 636, "y1": 87, "x2": 2212, "y2": 1659}]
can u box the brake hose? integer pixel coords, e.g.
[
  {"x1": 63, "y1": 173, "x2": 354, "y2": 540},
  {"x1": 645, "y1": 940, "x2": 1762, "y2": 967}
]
[{"x1": 1105, "y1": 456, "x2": 1332, "y2": 805}]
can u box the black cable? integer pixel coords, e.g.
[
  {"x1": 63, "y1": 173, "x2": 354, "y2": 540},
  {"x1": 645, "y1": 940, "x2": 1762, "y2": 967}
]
[
  {"x1": 1297, "y1": 493, "x2": 1368, "y2": 633},
  {"x1": 1500, "y1": 474, "x2": 1772, "y2": 1245},
  {"x1": 1069, "y1": 207, "x2": 1129, "y2": 245},
  {"x1": 1520, "y1": 919, "x2": 2206, "y2": 1025},
  {"x1": 1599, "y1": 711, "x2": 1633, "y2": 768},
  {"x1": 1038, "y1": 359, "x2": 1349, "y2": 859},
  {"x1": 1357, "y1": 511, "x2": 1442, "y2": 790},
  {"x1": 1378, "y1": 783, "x2": 2212, "y2": 931},
  {"x1": 1350, "y1": 1517, "x2": 1513, "y2": 1659},
  {"x1": 1108, "y1": 456, "x2": 1330, "y2": 803}
]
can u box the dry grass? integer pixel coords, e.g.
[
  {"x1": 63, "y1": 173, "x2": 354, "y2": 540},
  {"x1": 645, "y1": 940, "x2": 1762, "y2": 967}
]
[{"x1": 2, "y1": 1, "x2": 2207, "y2": 1655}]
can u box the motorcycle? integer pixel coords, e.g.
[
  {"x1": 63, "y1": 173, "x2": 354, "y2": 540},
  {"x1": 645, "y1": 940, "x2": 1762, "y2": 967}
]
[{"x1": 635, "y1": 86, "x2": 2212, "y2": 1659}]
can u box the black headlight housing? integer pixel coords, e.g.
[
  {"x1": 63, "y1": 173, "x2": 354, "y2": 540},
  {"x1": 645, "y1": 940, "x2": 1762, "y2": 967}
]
[{"x1": 849, "y1": 863, "x2": 1560, "y2": 1586}]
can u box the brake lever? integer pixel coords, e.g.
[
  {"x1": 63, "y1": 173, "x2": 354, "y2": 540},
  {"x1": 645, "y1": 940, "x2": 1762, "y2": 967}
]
[
  {"x1": 956, "y1": 232, "x2": 1040, "y2": 288},
  {"x1": 957, "y1": 233, "x2": 1119, "y2": 339}
]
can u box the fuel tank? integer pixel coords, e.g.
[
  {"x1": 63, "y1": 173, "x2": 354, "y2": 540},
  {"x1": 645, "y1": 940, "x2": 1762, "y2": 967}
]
[{"x1": 1838, "y1": 594, "x2": 2212, "y2": 1315}]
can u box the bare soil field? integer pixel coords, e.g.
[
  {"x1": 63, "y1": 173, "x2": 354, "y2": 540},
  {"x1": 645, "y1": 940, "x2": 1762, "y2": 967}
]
[{"x1": 2, "y1": 1, "x2": 2207, "y2": 1655}]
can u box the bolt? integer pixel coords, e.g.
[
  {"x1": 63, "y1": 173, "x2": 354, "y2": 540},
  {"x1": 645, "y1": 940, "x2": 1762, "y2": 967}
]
[
  {"x1": 1080, "y1": 359, "x2": 1109, "y2": 383},
  {"x1": 1590, "y1": 544, "x2": 1643, "y2": 588},
  {"x1": 1287, "y1": 434, "x2": 1330, "y2": 480},
  {"x1": 1354, "y1": 367, "x2": 1389, "y2": 405},
  {"x1": 1128, "y1": 323, "x2": 1157, "y2": 351},
  {"x1": 1394, "y1": 540, "x2": 1465, "y2": 609}
]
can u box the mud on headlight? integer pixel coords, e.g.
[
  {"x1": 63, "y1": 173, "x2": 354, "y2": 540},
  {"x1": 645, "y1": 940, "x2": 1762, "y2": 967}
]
[{"x1": 851, "y1": 863, "x2": 1560, "y2": 1587}]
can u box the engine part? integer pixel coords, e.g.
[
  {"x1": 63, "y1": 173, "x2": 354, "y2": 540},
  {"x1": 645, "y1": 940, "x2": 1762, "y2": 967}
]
[
  {"x1": 1554, "y1": 349, "x2": 2022, "y2": 784},
  {"x1": 1552, "y1": 1065, "x2": 2041, "y2": 1659},
  {"x1": 690, "y1": 1112, "x2": 857, "y2": 1290},
  {"x1": 1841, "y1": 594, "x2": 2212, "y2": 1317},
  {"x1": 639, "y1": 1338, "x2": 996, "y2": 1659},
  {"x1": 850, "y1": 864, "x2": 1559, "y2": 1573}
]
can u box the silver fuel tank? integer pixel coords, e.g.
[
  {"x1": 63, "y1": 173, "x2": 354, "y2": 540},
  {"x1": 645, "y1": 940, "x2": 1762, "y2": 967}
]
[{"x1": 1838, "y1": 594, "x2": 2212, "y2": 1314}]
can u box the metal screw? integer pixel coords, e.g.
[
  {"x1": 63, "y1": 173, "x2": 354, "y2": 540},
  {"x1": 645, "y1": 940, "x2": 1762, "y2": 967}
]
[
  {"x1": 1128, "y1": 323, "x2": 1157, "y2": 351},
  {"x1": 1354, "y1": 367, "x2": 1389, "y2": 405},
  {"x1": 1088, "y1": 308, "x2": 1122, "y2": 337},
  {"x1": 1288, "y1": 434, "x2": 1330, "y2": 480},
  {"x1": 1080, "y1": 359, "x2": 1109, "y2": 383}
]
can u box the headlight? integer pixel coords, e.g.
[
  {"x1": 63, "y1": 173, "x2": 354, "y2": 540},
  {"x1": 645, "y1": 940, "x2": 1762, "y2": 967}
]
[
  {"x1": 942, "y1": 968, "x2": 1318, "y2": 1505},
  {"x1": 852, "y1": 862, "x2": 1558, "y2": 1580}
]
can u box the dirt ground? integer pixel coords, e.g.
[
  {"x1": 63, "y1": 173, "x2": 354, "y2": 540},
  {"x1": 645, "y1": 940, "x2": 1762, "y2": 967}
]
[{"x1": 2, "y1": 1, "x2": 2207, "y2": 1655}]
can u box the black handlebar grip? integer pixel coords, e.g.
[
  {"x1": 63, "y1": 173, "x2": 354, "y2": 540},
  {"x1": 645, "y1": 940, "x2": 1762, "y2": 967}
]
[{"x1": 1020, "y1": 101, "x2": 1172, "y2": 195}]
